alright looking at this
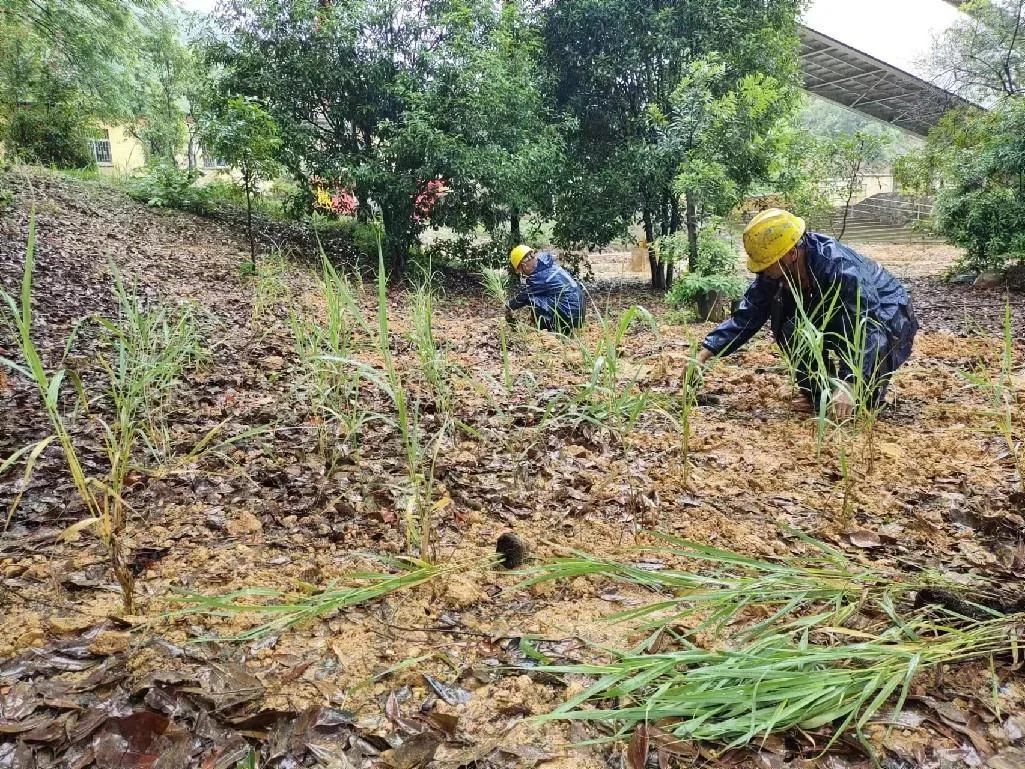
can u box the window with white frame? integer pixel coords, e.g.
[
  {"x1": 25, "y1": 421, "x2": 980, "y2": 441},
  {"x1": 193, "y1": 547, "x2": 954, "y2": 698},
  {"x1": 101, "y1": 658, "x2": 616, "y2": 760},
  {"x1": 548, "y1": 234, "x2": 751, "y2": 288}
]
[
  {"x1": 202, "y1": 152, "x2": 228, "y2": 169},
  {"x1": 91, "y1": 130, "x2": 112, "y2": 165}
]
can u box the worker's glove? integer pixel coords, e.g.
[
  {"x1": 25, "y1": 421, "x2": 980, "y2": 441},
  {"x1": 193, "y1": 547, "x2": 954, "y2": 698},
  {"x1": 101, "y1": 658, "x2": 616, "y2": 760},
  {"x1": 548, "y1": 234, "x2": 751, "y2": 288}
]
[{"x1": 504, "y1": 307, "x2": 516, "y2": 327}]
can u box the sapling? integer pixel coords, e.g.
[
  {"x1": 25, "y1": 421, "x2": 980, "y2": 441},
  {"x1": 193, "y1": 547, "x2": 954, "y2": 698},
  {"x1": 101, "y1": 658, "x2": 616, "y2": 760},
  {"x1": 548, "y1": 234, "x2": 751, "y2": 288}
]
[
  {"x1": 481, "y1": 268, "x2": 512, "y2": 390},
  {"x1": 410, "y1": 268, "x2": 451, "y2": 414},
  {"x1": 290, "y1": 255, "x2": 368, "y2": 464},
  {"x1": 962, "y1": 302, "x2": 1024, "y2": 491}
]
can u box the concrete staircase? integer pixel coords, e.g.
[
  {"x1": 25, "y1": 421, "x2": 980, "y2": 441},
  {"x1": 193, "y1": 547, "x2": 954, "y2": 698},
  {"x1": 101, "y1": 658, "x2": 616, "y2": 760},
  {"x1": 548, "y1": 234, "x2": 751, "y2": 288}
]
[{"x1": 849, "y1": 193, "x2": 933, "y2": 226}]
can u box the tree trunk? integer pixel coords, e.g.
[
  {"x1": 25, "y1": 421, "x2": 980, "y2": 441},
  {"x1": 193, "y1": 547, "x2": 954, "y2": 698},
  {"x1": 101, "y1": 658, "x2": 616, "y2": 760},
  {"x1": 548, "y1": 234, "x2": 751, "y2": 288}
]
[
  {"x1": 510, "y1": 207, "x2": 521, "y2": 244},
  {"x1": 244, "y1": 163, "x2": 256, "y2": 267},
  {"x1": 666, "y1": 197, "x2": 681, "y2": 288},
  {"x1": 643, "y1": 208, "x2": 665, "y2": 291},
  {"x1": 685, "y1": 190, "x2": 699, "y2": 273},
  {"x1": 381, "y1": 205, "x2": 409, "y2": 278}
]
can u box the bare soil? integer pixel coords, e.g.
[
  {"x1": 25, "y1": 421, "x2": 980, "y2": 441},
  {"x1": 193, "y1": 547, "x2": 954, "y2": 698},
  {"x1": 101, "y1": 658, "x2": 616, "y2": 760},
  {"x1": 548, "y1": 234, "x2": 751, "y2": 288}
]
[{"x1": 1, "y1": 168, "x2": 1024, "y2": 769}]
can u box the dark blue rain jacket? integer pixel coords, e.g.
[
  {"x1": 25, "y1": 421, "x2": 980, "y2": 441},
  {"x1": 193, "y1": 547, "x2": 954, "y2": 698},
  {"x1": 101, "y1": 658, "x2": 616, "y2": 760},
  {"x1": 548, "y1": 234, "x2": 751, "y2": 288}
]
[
  {"x1": 702, "y1": 233, "x2": 918, "y2": 388},
  {"x1": 507, "y1": 250, "x2": 586, "y2": 332}
]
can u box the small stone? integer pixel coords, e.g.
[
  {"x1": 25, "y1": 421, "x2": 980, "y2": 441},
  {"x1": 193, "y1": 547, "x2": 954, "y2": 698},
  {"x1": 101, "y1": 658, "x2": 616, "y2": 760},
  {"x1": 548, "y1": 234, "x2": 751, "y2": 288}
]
[
  {"x1": 973, "y1": 271, "x2": 1004, "y2": 289},
  {"x1": 88, "y1": 631, "x2": 132, "y2": 655},
  {"x1": 261, "y1": 355, "x2": 286, "y2": 370},
  {"x1": 226, "y1": 511, "x2": 263, "y2": 536}
]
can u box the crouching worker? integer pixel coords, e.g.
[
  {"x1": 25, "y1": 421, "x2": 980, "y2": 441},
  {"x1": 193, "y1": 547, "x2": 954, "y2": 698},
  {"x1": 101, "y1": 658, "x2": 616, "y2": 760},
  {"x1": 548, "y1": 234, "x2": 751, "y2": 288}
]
[
  {"x1": 505, "y1": 244, "x2": 586, "y2": 334},
  {"x1": 694, "y1": 209, "x2": 918, "y2": 420}
]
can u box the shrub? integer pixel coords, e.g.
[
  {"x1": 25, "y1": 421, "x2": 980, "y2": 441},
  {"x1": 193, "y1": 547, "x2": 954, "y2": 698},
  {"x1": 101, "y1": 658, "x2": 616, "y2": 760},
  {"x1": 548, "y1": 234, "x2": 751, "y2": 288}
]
[
  {"x1": 6, "y1": 107, "x2": 95, "y2": 169},
  {"x1": 667, "y1": 272, "x2": 747, "y2": 309},
  {"x1": 124, "y1": 163, "x2": 211, "y2": 213},
  {"x1": 421, "y1": 235, "x2": 505, "y2": 272},
  {"x1": 666, "y1": 228, "x2": 746, "y2": 311}
]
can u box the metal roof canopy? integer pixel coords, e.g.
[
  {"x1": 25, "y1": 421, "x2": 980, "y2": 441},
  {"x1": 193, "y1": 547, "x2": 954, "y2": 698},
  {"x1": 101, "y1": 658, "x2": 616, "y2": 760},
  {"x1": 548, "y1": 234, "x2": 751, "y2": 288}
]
[{"x1": 799, "y1": 26, "x2": 973, "y2": 136}]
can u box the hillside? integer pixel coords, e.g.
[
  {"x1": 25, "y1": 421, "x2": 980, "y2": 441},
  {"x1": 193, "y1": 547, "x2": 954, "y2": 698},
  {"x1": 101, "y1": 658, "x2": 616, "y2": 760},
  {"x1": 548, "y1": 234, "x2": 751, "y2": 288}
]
[{"x1": 1, "y1": 168, "x2": 1024, "y2": 769}]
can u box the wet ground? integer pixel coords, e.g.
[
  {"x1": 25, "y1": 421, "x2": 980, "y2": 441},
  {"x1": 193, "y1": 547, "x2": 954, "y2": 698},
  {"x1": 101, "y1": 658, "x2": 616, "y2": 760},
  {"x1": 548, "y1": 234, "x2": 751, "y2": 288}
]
[{"x1": 1, "y1": 169, "x2": 1024, "y2": 769}]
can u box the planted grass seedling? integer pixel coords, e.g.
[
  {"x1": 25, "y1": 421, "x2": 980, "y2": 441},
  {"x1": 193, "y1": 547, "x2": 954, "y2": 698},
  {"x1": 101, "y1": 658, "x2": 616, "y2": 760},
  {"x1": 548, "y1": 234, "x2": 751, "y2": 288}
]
[
  {"x1": 656, "y1": 339, "x2": 718, "y2": 490},
  {"x1": 290, "y1": 254, "x2": 371, "y2": 467},
  {"x1": 782, "y1": 281, "x2": 889, "y2": 522},
  {"x1": 410, "y1": 267, "x2": 452, "y2": 415},
  {"x1": 481, "y1": 268, "x2": 512, "y2": 390},
  {"x1": 169, "y1": 556, "x2": 454, "y2": 641},
  {"x1": 543, "y1": 304, "x2": 659, "y2": 437},
  {"x1": 323, "y1": 242, "x2": 449, "y2": 560},
  {"x1": 250, "y1": 248, "x2": 291, "y2": 322},
  {"x1": 962, "y1": 302, "x2": 1024, "y2": 492},
  {"x1": 0, "y1": 218, "x2": 201, "y2": 613}
]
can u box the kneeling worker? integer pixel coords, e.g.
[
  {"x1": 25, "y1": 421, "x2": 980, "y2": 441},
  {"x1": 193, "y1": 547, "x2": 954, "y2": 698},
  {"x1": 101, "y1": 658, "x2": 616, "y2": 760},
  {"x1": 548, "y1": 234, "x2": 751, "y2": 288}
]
[
  {"x1": 695, "y1": 209, "x2": 918, "y2": 420},
  {"x1": 506, "y1": 245, "x2": 586, "y2": 334}
]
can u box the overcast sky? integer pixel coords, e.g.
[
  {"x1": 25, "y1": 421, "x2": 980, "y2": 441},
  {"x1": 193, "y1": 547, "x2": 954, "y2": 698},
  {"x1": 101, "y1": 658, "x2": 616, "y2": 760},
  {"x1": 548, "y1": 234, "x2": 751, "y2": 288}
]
[{"x1": 174, "y1": 0, "x2": 963, "y2": 78}]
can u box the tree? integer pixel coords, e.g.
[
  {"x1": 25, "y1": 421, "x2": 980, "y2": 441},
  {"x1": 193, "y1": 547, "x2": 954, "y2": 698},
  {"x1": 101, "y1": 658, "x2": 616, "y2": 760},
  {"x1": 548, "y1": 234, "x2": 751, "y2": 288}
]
[
  {"x1": 930, "y1": 0, "x2": 1025, "y2": 100},
  {"x1": 0, "y1": 0, "x2": 170, "y2": 168},
  {"x1": 128, "y1": 8, "x2": 198, "y2": 165},
  {"x1": 664, "y1": 58, "x2": 799, "y2": 280},
  {"x1": 0, "y1": 0, "x2": 156, "y2": 117},
  {"x1": 420, "y1": 0, "x2": 565, "y2": 254},
  {"x1": 799, "y1": 96, "x2": 919, "y2": 161},
  {"x1": 0, "y1": 17, "x2": 97, "y2": 167},
  {"x1": 200, "y1": 97, "x2": 280, "y2": 267},
  {"x1": 927, "y1": 100, "x2": 1025, "y2": 272},
  {"x1": 542, "y1": 0, "x2": 802, "y2": 290},
  {"x1": 824, "y1": 131, "x2": 888, "y2": 241},
  {"x1": 209, "y1": 0, "x2": 515, "y2": 275}
]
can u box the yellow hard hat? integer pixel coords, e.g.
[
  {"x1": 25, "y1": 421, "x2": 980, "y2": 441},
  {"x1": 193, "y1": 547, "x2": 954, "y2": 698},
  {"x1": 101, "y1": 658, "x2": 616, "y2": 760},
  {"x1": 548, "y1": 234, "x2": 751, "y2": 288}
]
[
  {"x1": 743, "y1": 208, "x2": 806, "y2": 273},
  {"x1": 509, "y1": 244, "x2": 533, "y2": 269}
]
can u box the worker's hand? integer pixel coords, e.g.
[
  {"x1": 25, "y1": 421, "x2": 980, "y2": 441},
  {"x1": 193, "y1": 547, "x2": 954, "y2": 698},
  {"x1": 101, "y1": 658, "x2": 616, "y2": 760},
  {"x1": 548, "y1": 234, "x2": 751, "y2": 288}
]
[
  {"x1": 683, "y1": 350, "x2": 711, "y2": 393},
  {"x1": 829, "y1": 383, "x2": 855, "y2": 422},
  {"x1": 504, "y1": 307, "x2": 516, "y2": 326}
]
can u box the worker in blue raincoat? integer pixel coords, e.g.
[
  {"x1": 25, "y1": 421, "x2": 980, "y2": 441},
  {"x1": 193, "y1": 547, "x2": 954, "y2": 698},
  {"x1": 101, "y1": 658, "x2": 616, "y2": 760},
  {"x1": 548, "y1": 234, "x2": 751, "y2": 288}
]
[
  {"x1": 694, "y1": 209, "x2": 918, "y2": 420},
  {"x1": 505, "y1": 245, "x2": 586, "y2": 334}
]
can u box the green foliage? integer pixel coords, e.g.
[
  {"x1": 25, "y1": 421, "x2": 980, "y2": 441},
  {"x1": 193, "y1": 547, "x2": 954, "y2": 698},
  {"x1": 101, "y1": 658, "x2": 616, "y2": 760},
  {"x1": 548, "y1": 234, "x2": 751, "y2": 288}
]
[
  {"x1": 199, "y1": 97, "x2": 280, "y2": 192},
  {"x1": 421, "y1": 236, "x2": 506, "y2": 273},
  {"x1": 124, "y1": 163, "x2": 210, "y2": 213},
  {"x1": 0, "y1": 0, "x2": 156, "y2": 120},
  {"x1": 543, "y1": 0, "x2": 802, "y2": 289},
  {"x1": 669, "y1": 60, "x2": 801, "y2": 223},
  {"x1": 667, "y1": 272, "x2": 747, "y2": 309},
  {"x1": 4, "y1": 105, "x2": 96, "y2": 169},
  {"x1": 199, "y1": 96, "x2": 281, "y2": 263},
  {"x1": 930, "y1": 0, "x2": 1025, "y2": 99},
  {"x1": 666, "y1": 228, "x2": 745, "y2": 310},
  {"x1": 926, "y1": 100, "x2": 1025, "y2": 271},
  {"x1": 209, "y1": 0, "x2": 555, "y2": 277},
  {"x1": 127, "y1": 8, "x2": 197, "y2": 164},
  {"x1": 799, "y1": 96, "x2": 919, "y2": 163}
]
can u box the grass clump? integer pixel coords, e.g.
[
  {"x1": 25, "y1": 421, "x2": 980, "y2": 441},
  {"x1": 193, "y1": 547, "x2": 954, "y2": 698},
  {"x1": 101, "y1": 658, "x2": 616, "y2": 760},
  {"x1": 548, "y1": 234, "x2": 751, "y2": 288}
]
[
  {"x1": 519, "y1": 532, "x2": 1019, "y2": 755},
  {"x1": 534, "y1": 615, "x2": 1020, "y2": 752},
  {"x1": 170, "y1": 556, "x2": 456, "y2": 641},
  {"x1": 1, "y1": 218, "x2": 202, "y2": 613}
]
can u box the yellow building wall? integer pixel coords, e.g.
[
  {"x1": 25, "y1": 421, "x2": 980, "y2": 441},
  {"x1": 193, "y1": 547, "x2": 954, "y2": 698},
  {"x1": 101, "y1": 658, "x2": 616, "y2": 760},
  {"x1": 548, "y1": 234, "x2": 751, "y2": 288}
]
[{"x1": 96, "y1": 124, "x2": 147, "y2": 175}]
